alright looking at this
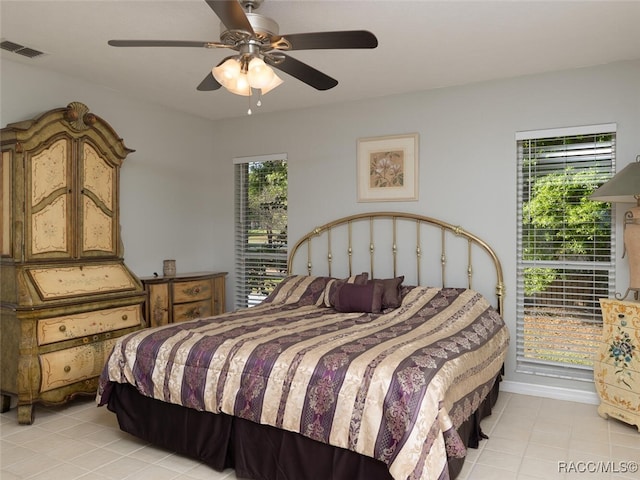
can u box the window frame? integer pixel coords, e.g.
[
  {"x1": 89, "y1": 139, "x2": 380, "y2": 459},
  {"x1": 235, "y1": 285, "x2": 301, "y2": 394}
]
[
  {"x1": 234, "y1": 153, "x2": 288, "y2": 310},
  {"x1": 515, "y1": 124, "x2": 617, "y2": 381}
]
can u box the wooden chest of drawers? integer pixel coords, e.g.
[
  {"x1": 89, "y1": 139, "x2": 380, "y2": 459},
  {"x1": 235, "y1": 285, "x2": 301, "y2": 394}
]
[
  {"x1": 141, "y1": 272, "x2": 227, "y2": 328},
  {"x1": 594, "y1": 298, "x2": 640, "y2": 431}
]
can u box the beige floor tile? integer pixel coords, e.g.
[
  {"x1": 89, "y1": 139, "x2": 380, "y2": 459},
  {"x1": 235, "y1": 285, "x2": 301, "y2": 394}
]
[
  {"x1": 91, "y1": 455, "x2": 151, "y2": 479},
  {"x1": 27, "y1": 461, "x2": 91, "y2": 480},
  {"x1": 610, "y1": 432, "x2": 640, "y2": 449},
  {"x1": 519, "y1": 456, "x2": 565, "y2": 478},
  {"x1": 569, "y1": 437, "x2": 612, "y2": 457},
  {"x1": 155, "y1": 453, "x2": 204, "y2": 474},
  {"x1": 71, "y1": 446, "x2": 126, "y2": 471},
  {"x1": 524, "y1": 441, "x2": 568, "y2": 462},
  {"x1": 3, "y1": 452, "x2": 65, "y2": 478},
  {"x1": 475, "y1": 448, "x2": 523, "y2": 472},
  {"x1": 129, "y1": 463, "x2": 184, "y2": 480},
  {"x1": 0, "y1": 392, "x2": 632, "y2": 480},
  {"x1": 528, "y1": 427, "x2": 572, "y2": 449},
  {"x1": 484, "y1": 435, "x2": 529, "y2": 457},
  {"x1": 469, "y1": 462, "x2": 519, "y2": 480}
]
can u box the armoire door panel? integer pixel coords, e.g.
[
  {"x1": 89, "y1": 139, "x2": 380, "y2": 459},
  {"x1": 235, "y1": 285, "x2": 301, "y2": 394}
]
[
  {"x1": 82, "y1": 142, "x2": 114, "y2": 211},
  {"x1": 82, "y1": 196, "x2": 114, "y2": 253},
  {"x1": 27, "y1": 138, "x2": 73, "y2": 259},
  {"x1": 30, "y1": 139, "x2": 69, "y2": 205},
  {"x1": 80, "y1": 141, "x2": 116, "y2": 256},
  {"x1": 31, "y1": 195, "x2": 70, "y2": 255}
]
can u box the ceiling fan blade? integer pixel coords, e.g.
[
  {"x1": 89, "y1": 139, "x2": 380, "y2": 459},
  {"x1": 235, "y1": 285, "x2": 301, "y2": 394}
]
[
  {"x1": 197, "y1": 72, "x2": 222, "y2": 91},
  {"x1": 204, "y1": 0, "x2": 254, "y2": 34},
  {"x1": 275, "y1": 30, "x2": 378, "y2": 51},
  {"x1": 108, "y1": 40, "x2": 224, "y2": 48},
  {"x1": 266, "y1": 54, "x2": 338, "y2": 91}
]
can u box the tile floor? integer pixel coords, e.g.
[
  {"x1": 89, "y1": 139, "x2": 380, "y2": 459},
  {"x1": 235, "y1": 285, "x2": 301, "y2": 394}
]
[{"x1": 1, "y1": 392, "x2": 638, "y2": 480}]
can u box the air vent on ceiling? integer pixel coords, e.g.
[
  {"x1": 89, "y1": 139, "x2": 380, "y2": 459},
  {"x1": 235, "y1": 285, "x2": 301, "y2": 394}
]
[{"x1": 1, "y1": 39, "x2": 46, "y2": 59}]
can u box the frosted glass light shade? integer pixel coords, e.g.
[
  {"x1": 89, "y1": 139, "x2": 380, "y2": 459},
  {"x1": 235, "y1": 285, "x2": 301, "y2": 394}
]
[
  {"x1": 261, "y1": 72, "x2": 283, "y2": 95},
  {"x1": 225, "y1": 73, "x2": 251, "y2": 96},
  {"x1": 247, "y1": 57, "x2": 275, "y2": 89},
  {"x1": 212, "y1": 58, "x2": 241, "y2": 88}
]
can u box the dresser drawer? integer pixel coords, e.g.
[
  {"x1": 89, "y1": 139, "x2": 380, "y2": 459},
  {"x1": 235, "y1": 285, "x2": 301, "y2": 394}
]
[
  {"x1": 37, "y1": 305, "x2": 142, "y2": 346},
  {"x1": 173, "y1": 279, "x2": 212, "y2": 303},
  {"x1": 140, "y1": 272, "x2": 226, "y2": 329},
  {"x1": 594, "y1": 362, "x2": 640, "y2": 413},
  {"x1": 39, "y1": 338, "x2": 117, "y2": 392},
  {"x1": 173, "y1": 299, "x2": 212, "y2": 322},
  {"x1": 597, "y1": 323, "x2": 640, "y2": 373}
]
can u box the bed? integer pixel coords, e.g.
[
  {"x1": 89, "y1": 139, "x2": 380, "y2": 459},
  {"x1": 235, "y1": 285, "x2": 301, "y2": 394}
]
[{"x1": 97, "y1": 212, "x2": 509, "y2": 480}]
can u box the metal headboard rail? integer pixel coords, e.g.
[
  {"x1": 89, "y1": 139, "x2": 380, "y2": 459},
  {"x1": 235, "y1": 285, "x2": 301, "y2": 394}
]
[{"x1": 287, "y1": 212, "x2": 505, "y2": 315}]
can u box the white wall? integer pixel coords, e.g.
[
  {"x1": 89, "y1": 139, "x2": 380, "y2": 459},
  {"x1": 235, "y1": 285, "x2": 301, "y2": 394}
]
[
  {"x1": 3, "y1": 56, "x2": 639, "y2": 400},
  {"x1": 207, "y1": 59, "x2": 640, "y2": 398}
]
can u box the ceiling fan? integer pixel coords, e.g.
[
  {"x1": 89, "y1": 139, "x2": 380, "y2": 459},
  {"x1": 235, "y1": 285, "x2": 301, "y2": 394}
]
[{"x1": 108, "y1": 0, "x2": 378, "y2": 98}]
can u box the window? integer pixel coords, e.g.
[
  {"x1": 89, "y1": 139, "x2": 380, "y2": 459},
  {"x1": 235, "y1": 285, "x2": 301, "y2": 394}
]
[
  {"x1": 234, "y1": 154, "x2": 288, "y2": 309},
  {"x1": 516, "y1": 125, "x2": 616, "y2": 381}
]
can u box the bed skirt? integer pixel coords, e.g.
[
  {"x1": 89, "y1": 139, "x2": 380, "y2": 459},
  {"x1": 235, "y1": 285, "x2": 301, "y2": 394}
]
[{"x1": 106, "y1": 372, "x2": 501, "y2": 480}]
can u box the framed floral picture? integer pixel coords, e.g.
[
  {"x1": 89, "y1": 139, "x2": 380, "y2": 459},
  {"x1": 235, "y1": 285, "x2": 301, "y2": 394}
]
[{"x1": 357, "y1": 133, "x2": 419, "y2": 202}]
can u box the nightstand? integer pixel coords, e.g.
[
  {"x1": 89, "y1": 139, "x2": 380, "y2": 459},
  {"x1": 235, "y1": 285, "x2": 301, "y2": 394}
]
[
  {"x1": 140, "y1": 272, "x2": 227, "y2": 328},
  {"x1": 594, "y1": 298, "x2": 640, "y2": 431}
]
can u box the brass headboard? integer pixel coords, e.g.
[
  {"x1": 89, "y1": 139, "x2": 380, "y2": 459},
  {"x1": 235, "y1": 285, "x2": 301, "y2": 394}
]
[{"x1": 287, "y1": 212, "x2": 505, "y2": 315}]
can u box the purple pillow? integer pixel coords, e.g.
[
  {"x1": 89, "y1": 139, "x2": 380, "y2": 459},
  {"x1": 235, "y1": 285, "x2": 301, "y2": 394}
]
[
  {"x1": 369, "y1": 276, "x2": 404, "y2": 309},
  {"x1": 323, "y1": 272, "x2": 369, "y2": 307},
  {"x1": 333, "y1": 282, "x2": 384, "y2": 313}
]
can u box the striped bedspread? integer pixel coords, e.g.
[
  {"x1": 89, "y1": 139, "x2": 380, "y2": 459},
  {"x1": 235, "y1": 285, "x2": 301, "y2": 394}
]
[{"x1": 97, "y1": 275, "x2": 509, "y2": 480}]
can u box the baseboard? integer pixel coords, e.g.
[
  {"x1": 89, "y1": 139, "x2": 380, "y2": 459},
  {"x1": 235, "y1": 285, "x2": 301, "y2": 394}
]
[{"x1": 500, "y1": 380, "x2": 599, "y2": 405}]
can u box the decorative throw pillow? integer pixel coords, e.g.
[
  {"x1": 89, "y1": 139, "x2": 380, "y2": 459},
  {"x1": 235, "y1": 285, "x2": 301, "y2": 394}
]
[
  {"x1": 263, "y1": 275, "x2": 331, "y2": 306},
  {"x1": 368, "y1": 276, "x2": 404, "y2": 309},
  {"x1": 333, "y1": 282, "x2": 384, "y2": 313},
  {"x1": 323, "y1": 272, "x2": 369, "y2": 307}
]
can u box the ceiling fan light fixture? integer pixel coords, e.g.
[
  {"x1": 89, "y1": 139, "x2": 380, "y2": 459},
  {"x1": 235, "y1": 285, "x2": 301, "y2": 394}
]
[
  {"x1": 212, "y1": 58, "x2": 241, "y2": 88},
  {"x1": 260, "y1": 71, "x2": 283, "y2": 95},
  {"x1": 225, "y1": 73, "x2": 251, "y2": 96},
  {"x1": 213, "y1": 55, "x2": 281, "y2": 97},
  {"x1": 247, "y1": 57, "x2": 274, "y2": 89}
]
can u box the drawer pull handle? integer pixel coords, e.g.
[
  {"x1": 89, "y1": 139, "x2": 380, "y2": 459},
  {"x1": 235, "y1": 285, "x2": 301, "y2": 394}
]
[
  {"x1": 618, "y1": 314, "x2": 625, "y2": 319},
  {"x1": 194, "y1": 287, "x2": 201, "y2": 294},
  {"x1": 59, "y1": 325, "x2": 67, "y2": 332},
  {"x1": 64, "y1": 366, "x2": 71, "y2": 373},
  {"x1": 122, "y1": 314, "x2": 128, "y2": 321}
]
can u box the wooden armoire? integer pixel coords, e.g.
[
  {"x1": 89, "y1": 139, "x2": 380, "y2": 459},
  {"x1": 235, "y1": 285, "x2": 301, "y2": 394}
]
[{"x1": 0, "y1": 102, "x2": 145, "y2": 424}]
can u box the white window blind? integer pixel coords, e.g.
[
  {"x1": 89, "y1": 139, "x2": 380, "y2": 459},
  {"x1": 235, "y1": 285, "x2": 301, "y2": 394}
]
[
  {"x1": 234, "y1": 154, "x2": 288, "y2": 309},
  {"x1": 516, "y1": 125, "x2": 616, "y2": 381}
]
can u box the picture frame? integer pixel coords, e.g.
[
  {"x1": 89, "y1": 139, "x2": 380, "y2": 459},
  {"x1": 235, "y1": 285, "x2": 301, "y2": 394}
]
[{"x1": 357, "y1": 133, "x2": 419, "y2": 202}]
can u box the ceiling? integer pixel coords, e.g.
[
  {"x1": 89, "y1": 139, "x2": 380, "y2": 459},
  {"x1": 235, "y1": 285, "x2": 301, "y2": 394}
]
[{"x1": 2, "y1": 1, "x2": 639, "y2": 122}]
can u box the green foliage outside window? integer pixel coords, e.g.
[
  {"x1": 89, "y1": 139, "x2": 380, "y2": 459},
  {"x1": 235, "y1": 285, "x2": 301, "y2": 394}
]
[{"x1": 522, "y1": 162, "x2": 611, "y2": 296}]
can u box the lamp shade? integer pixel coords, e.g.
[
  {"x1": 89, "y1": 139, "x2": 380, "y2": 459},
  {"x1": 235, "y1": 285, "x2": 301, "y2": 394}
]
[
  {"x1": 247, "y1": 57, "x2": 275, "y2": 89},
  {"x1": 590, "y1": 156, "x2": 640, "y2": 204},
  {"x1": 212, "y1": 58, "x2": 241, "y2": 89},
  {"x1": 225, "y1": 73, "x2": 251, "y2": 96},
  {"x1": 260, "y1": 72, "x2": 283, "y2": 95}
]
